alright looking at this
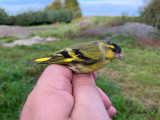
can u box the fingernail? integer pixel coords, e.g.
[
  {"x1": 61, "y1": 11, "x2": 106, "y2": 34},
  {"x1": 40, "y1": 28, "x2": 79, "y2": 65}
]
[
  {"x1": 92, "y1": 72, "x2": 97, "y2": 80},
  {"x1": 108, "y1": 106, "x2": 117, "y2": 117}
]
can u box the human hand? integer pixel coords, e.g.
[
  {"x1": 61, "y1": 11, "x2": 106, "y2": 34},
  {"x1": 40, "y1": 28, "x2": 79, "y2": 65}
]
[{"x1": 20, "y1": 65, "x2": 116, "y2": 120}]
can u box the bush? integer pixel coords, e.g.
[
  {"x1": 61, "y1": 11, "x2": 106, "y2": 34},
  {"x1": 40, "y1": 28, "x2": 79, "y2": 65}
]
[
  {"x1": 58, "y1": 10, "x2": 73, "y2": 23},
  {"x1": 45, "y1": 10, "x2": 58, "y2": 23},
  {"x1": 0, "y1": 9, "x2": 73, "y2": 26},
  {"x1": 0, "y1": 8, "x2": 11, "y2": 25},
  {"x1": 13, "y1": 10, "x2": 73, "y2": 26}
]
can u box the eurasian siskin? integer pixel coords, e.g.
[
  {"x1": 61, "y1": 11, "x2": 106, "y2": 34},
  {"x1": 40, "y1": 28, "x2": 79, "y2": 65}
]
[{"x1": 27, "y1": 41, "x2": 125, "y2": 73}]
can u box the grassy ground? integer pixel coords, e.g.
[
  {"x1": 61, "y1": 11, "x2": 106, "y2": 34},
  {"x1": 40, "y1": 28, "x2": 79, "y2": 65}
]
[
  {"x1": 97, "y1": 35, "x2": 160, "y2": 120},
  {"x1": 0, "y1": 16, "x2": 160, "y2": 120},
  {"x1": 27, "y1": 17, "x2": 86, "y2": 38}
]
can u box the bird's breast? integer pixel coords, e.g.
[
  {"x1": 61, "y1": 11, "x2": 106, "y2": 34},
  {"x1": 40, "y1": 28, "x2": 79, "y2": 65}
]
[{"x1": 68, "y1": 59, "x2": 108, "y2": 73}]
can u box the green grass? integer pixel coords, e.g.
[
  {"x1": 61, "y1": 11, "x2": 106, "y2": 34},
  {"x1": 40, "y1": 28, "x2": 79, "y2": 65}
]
[
  {"x1": 96, "y1": 76, "x2": 158, "y2": 120},
  {"x1": 0, "y1": 37, "x2": 19, "y2": 44},
  {"x1": 89, "y1": 16, "x2": 115, "y2": 26},
  {"x1": 0, "y1": 16, "x2": 160, "y2": 120},
  {"x1": 28, "y1": 17, "x2": 86, "y2": 38},
  {"x1": 30, "y1": 16, "x2": 114, "y2": 38}
]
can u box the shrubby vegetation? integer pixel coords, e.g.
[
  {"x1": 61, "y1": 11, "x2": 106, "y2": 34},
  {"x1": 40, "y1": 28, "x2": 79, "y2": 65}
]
[
  {"x1": 103, "y1": 0, "x2": 160, "y2": 30},
  {"x1": 0, "y1": 8, "x2": 11, "y2": 25},
  {"x1": 0, "y1": 0, "x2": 82, "y2": 26},
  {"x1": 139, "y1": 0, "x2": 160, "y2": 29},
  {"x1": 0, "y1": 8, "x2": 73, "y2": 26}
]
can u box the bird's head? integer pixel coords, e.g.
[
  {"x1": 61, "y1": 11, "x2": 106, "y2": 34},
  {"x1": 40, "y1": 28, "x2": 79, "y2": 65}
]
[{"x1": 104, "y1": 41, "x2": 125, "y2": 61}]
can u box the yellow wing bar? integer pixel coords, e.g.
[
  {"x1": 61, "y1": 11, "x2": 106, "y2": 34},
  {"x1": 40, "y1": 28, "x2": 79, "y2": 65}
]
[{"x1": 34, "y1": 57, "x2": 51, "y2": 62}]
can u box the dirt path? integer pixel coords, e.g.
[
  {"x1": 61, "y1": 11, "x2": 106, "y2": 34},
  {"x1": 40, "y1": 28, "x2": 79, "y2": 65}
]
[
  {"x1": 0, "y1": 25, "x2": 32, "y2": 38},
  {"x1": 28, "y1": 26, "x2": 59, "y2": 31}
]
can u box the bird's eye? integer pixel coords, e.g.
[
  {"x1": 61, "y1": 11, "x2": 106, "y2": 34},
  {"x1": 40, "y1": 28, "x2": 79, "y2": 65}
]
[
  {"x1": 116, "y1": 48, "x2": 121, "y2": 53},
  {"x1": 116, "y1": 49, "x2": 120, "y2": 53}
]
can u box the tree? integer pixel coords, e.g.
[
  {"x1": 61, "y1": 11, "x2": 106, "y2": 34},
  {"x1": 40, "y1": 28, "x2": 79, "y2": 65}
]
[
  {"x1": 45, "y1": 0, "x2": 63, "y2": 10},
  {"x1": 0, "y1": 8, "x2": 10, "y2": 25},
  {"x1": 140, "y1": 0, "x2": 160, "y2": 29},
  {"x1": 64, "y1": 0, "x2": 82, "y2": 18}
]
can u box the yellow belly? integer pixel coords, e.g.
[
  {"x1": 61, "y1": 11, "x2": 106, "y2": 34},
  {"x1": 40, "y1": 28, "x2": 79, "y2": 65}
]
[{"x1": 68, "y1": 59, "x2": 111, "y2": 73}]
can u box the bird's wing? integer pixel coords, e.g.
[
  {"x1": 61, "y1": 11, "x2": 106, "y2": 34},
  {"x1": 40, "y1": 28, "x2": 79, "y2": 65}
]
[{"x1": 28, "y1": 41, "x2": 103, "y2": 64}]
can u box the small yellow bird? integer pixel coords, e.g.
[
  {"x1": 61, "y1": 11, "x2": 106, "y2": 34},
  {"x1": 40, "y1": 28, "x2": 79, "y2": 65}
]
[{"x1": 27, "y1": 41, "x2": 125, "y2": 73}]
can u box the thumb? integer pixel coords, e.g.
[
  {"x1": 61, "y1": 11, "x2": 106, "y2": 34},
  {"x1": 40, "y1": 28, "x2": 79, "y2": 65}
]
[{"x1": 71, "y1": 73, "x2": 110, "y2": 120}]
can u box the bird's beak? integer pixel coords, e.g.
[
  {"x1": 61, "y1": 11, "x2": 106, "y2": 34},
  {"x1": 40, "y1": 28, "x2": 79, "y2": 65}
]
[{"x1": 115, "y1": 53, "x2": 125, "y2": 61}]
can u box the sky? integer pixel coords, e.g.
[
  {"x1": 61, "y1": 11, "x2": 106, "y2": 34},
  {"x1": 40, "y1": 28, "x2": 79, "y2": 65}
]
[{"x1": 0, "y1": 0, "x2": 144, "y2": 16}]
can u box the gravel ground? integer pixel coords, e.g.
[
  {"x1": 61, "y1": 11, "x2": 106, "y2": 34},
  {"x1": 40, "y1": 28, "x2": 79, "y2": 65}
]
[
  {"x1": 81, "y1": 22, "x2": 158, "y2": 38},
  {"x1": 0, "y1": 22, "x2": 157, "y2": 39},
  {"x1": 2, "y1": 36, "x2": 60, "y2": 47},
  {"x1": 1, "y1": 22, "x2": 159, "y2": 47},
  {"x1": 0, "y1": 25, "x2": 32, "y2": 38}
]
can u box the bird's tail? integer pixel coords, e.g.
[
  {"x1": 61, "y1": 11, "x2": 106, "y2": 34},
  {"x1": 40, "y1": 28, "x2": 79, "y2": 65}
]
[{"x1": 24, "y1": 57, "x2": 53, "y2": 64}]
